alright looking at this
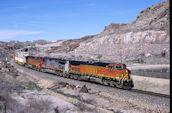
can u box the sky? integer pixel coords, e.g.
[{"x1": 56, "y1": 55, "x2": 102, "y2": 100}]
[{"x1": 0, "y1": 0, "x2": 165, "y2": 42}]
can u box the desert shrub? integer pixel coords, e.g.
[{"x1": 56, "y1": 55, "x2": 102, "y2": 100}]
[
  {"x1": 74, "y1": 95, "x2": 98, "y2": 113},
  {"x1": 10, "y1": 72, "x2": 18, "y2": 78},
  {"x1": 54, "y1": 106, "x2": 59, "y2": 113},
  {"x1": 75, "y1": 101, "x2": 87, "y2": 112},
  {"x1": 83, "y1": 98, "x2": 97, "y2": 105},
  {"x1": 24, "y1": 97, "x2": 53, "y2": 113},
  {"x1": 25, "y1": 81, "x2": 42, "y2": 91},
  {"x1": 0, "y1": 91, "x2": 24, "y2": 113},
  {"x1": 75, "y1": 101, "x2": 99, "y2": 113},
  {"x1": 0, "y1": 80, "x2": 25, "y2": 93}
]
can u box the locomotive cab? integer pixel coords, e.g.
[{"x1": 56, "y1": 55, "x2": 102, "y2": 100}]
[
  {"x1": 107, "y1": 63, "x2": 134, "y2": 89},
  {"x1": 108, "y1": 63, "x2": 126, "y2": 71}
]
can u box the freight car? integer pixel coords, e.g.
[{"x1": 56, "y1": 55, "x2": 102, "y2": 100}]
[{"x1": 14, "y1": 49, "x2": 134, "y2": 89}]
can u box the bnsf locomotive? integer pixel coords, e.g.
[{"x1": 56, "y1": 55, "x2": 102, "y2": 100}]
[{"x1": 14, "y1": 48, "x2": 134, "y2": 89}]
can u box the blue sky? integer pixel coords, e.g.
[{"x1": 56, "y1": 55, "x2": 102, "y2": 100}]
[{"x1": 0, "y1": 0, "x2": 165, "y2": 42}]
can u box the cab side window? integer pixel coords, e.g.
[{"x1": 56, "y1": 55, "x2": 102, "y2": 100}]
[{"x1": 108, "y1": 66, "x2": 114, "y2": 70}]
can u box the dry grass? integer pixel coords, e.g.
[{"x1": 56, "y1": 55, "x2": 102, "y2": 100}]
[
  {"x1": 23, "y1": 96, "x2": 53, "y2": 113},
  {"x1": 0, "y1": 91, "x2": 24, "y2": 113},
  {"x1": 0, "y1": 91, "x2": 55, "y2": 113},
  {"x1": 0, "y1": 80, "x2": 25, "y2": 94},
  {"x1": 0, "y1": 72, "x2": 51, "y2": 113}
]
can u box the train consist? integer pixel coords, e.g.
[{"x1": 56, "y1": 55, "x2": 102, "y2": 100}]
[{"x1": 14, "y1": 48, "x2": 134, "y2": 89}]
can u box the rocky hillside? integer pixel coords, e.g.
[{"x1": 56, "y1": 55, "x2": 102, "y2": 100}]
[
  {"x1": 103, "y1": 0, "x2": 169, "y2": 34},
  {"x1": 35, "y1": 0, "x2": 169, "y2": 64},
  {"x1": 0, "y1": 40, "x2": 51, "y2": 64}
]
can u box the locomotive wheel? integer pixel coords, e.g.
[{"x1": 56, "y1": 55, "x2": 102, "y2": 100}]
[
  {"x1": 102, "y1": 79, "x2": 109, "y2": 86},
  {"x1": 122, "y1": 81, "x2": 133, "y2": 90},
  {"x1": 63, "y1": 74, "x2": 68, "y2": 78},
  {"x1": 66, "y1": 74, "x2": 70, "y2": 78},
  {"x1": 40, "y1": 69, "x2": 43, "y2": 72},
  {"x1": 77, "y1": 75, "x2": 81, "y2": 81},
  {"x1": 116, "y1": 83, "x2": 123, "y2": 89},
  {"x1": 63, "y1": 73, "x2": 67, "y2": 78},
  {"x1": 73, "y1": 75, "x2": 78, "y2": 80},
  {"x1": 36, "y1": 67, "x2": 40, "y2": 71},
  {"x1": 31, "y1": 66, "x2": 35, "y2": 70},
  {"x1": 110, "y1": 81, "x2": 116, "y2": 87},
  {"x1": 59, "y1": 73, "x2": 63, "y2": 77},
  {"x1": 70, "y1": 75, "x2": 74, "y2": 79},
  {"x1": 33, "y1": 66, "x2": 37, "y2": 70}
]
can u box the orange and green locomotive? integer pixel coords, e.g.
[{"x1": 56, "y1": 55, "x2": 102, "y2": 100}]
[{"x1": 14, "y1": 49, "x2": 134, "y2": 89}]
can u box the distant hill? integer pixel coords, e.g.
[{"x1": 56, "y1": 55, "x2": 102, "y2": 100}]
[{"x1": 0, "y1": 40, "x2": 51, "y2": 62}]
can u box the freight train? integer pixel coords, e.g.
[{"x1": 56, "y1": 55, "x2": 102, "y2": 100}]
[{"x1": 14, "y1": 48, "x2": 134, "y2": 89}]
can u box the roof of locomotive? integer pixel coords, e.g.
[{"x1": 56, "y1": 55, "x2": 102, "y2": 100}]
[
  {"x1": 26, "y1": 56, "x2": 65, "y2": 61},
  {"x1": 25, "y1": 56, "x2": 121, "y2": 67},
  {"x1": 68, "y1": 60, "x2": 110, "y2": 67},
  {"x1": 42, "y1": 57, "x2": 110, "y2": 66}
]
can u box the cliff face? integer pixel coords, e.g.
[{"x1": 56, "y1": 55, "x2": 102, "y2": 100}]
[
  {"x1": 100, "y1": 0, "x2": 169, "y2": 45},
  {"x1": 36, "y1": 0, "x2": 169, "y2": 64},
  {"x1": 103, "y1": 0, "x2": 169, "y2": 34}
]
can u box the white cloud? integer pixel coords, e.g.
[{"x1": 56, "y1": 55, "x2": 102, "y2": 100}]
[{"x1": 0, "y1": 30, "x2": 43, "y2": 39}]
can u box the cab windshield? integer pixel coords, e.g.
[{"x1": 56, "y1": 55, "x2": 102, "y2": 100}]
[{"x1": 116, "y1": 64, "x2": 126, "y2": 70}]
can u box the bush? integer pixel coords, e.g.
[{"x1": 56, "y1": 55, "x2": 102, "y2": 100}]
[
  {"x1": 25, "y1": 81, "x2": 42, "y2": 91},
  {"x1": 24, "y1": 97, "x2": 53, "y2": 113},
  {"x1": 0, "y1": 91, "x2": 54, "y2": 113},
  {"x1": 0, "y1": 91, "x2": 24, "y2": 113},
  {"x1": 0, "y1": 80, "x2": 25, "y2": 93}
]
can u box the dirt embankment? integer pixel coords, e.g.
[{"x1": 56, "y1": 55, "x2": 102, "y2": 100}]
[
  {"x1": 0, "y1": 62, "x2": 78, "y2": 113},
  {"x1": 15, "y1": 69, "x2": 170, "y2": 113}
]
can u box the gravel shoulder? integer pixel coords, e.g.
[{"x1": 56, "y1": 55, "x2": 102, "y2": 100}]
[
  {"x1": 127, "y1": 64, "x2": 170, "y2": 95},
  {"x1": 132, "y1": 75, "x2": 169, "y2": 95}
]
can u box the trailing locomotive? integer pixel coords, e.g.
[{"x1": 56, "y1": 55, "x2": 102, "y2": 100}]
[
  {"x1": 14, "y1": 49, "x2": 134, "y2": 89},
  {"x1": 14, "y1": 48, "x2": 29, "y2": 65}
]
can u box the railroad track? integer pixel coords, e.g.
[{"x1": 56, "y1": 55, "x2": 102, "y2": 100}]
[
  {"x1": 11, "y1": 61, "x2": 170, "y2": 105},
  {"x1": 130, "y1": 89, "x2": 170, "y2": 98},
  {"x1": 131, "y1": 70, "x2": 170, "y2": 79},
  {"x1": 75, "y1": 79, "x2": 170, "y2": 99}
]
